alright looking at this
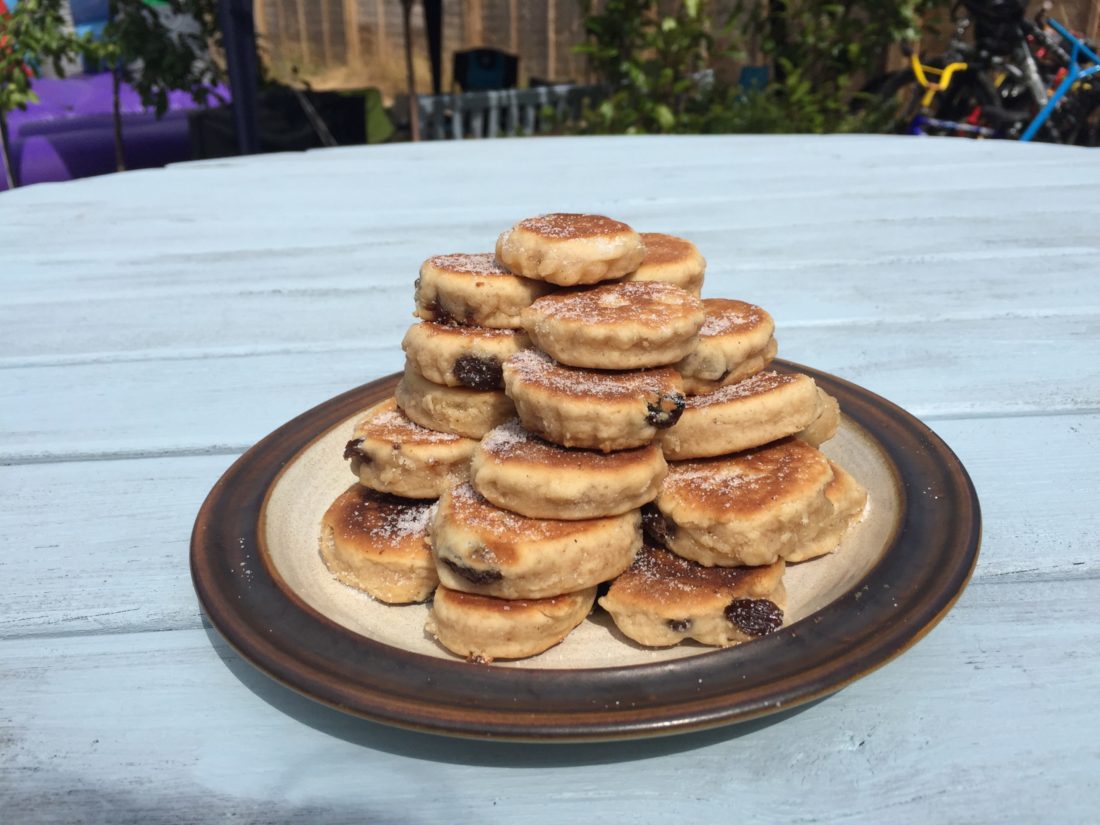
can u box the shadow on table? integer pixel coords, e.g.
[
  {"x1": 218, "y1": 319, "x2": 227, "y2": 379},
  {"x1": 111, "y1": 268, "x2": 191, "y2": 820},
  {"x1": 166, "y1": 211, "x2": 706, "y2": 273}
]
[{"x1": 206, "y1": 625, "x2": 824, "y2": 766}]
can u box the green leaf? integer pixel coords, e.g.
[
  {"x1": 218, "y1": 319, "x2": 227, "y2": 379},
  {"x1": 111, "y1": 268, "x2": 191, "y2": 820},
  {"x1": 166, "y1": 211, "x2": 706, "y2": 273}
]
[{"x1": 654, "y1": 103, "x2": 676, "y2": 130}]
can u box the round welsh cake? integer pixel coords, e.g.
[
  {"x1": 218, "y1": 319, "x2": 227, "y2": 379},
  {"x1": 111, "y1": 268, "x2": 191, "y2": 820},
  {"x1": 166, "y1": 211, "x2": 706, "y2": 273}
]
[
  {"x1": 343, "y1": 397, "x2": 476, "y2": 499},
  {"x1": 521, "y1": 280, "x2": 705, "y2": 369},
  {"x1": 496, "y1": 213, "x2": 645, "y2": 286},
  {"x1": 402, "y1": 321, "x2": 530, "y2": 391},
  {"x1": 650, "y1": 439, "x2": 868, "y2": 567},
  {"x1": 502, "y1": 349, "x2": 685, "y2": 452},
  {"x1": 396, "y1": 361, "x2": 515, "y2": 439},
  {"x1": 619, "y1": 232, "x2": 706, "y2": 295},
  {"x1": 797, "y1": 387, "x2": 841, "y2": 448},
  {"x1": 659, "y1": 370, "x2": 823, "y2": 460},
  {"x1": 599, "y1": 545, "x2": 786, "y2": 648},
  {"x1": 319, "y1": 485, "x2": 438, "y2": 604},
  {"x1": 426, "y1": 585, "x2": 596, "y2": 662},
  {"x1": 430, "y1": 482, "x2": 640, "y2": 599},
  {"x1": 414, "y1": 252, "x2": 553, "y2": 329},
  {"x1": 676, "y1": 299, "x2": 777, "y2": 395},
  {"x1": 471, "y1": 419, "x2": 667, "y2": 520}
]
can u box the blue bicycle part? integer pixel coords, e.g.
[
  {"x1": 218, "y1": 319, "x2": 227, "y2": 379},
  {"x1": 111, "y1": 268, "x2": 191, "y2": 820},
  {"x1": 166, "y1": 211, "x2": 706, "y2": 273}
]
[{"x1": 1021, "y1": 18, "x2": 1100, "y2": 142}]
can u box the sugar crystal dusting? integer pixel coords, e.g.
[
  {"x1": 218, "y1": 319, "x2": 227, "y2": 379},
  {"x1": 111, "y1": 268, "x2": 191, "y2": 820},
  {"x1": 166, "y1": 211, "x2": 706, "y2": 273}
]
[{"x1": 428, "y1": 253, "x2": 512, "y2": 276}]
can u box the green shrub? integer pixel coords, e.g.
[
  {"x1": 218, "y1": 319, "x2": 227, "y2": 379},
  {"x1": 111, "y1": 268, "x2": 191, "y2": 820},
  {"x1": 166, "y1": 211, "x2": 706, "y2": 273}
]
[{"x1": 573, "y1": 0, "x2": 948, "y2": 134}]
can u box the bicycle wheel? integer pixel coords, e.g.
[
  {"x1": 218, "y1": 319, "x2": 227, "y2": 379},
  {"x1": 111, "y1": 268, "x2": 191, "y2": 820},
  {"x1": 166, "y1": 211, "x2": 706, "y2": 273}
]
[
  {"x1": 1065, "y1": 80, "x2": 1100, "y2": 146},
  {"x1": 869, "y1": 68, "x2": 937, "y2": 135},
  {"x1": 876, "y1": 65, "x2": 1007, "y2": 137}
]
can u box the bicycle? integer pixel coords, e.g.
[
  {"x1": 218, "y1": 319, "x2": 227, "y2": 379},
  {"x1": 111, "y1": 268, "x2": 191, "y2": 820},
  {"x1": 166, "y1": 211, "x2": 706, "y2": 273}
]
[
  {"x1": 1019, "y1": 15, "x2": 1100, "y2": 144},
  {"x1": 876, "y1": 0, "x2": 1100, "y2": 145},
  {"x1": 876, "y1": 2, "x2": 1032, "y2": 140}
]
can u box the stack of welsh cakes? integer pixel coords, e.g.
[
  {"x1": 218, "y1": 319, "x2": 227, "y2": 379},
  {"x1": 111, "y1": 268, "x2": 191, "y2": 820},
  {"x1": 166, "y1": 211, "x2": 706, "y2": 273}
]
[{"x1": 321, "y1": 213, "x2": 867, "y2": 663}]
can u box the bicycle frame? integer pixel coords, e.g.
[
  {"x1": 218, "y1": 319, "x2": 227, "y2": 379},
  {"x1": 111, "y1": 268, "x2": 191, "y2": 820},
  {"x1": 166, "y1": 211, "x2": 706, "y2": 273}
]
[
  {"x1": 1020, "y1": 18, "x2": 1100, "y2": 142},
  {"x1": 905, "y1": 52, "x2": 1002, "y2": 137},
  {"x1": 911, "y1": 53, "x2": 970, "y2": 108}
]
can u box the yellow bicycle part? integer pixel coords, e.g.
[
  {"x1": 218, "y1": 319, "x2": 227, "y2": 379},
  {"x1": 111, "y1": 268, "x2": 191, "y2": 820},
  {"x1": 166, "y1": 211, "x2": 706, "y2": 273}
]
[{"x1": 910, "y1": 52, "x2": 969, "y2": 108}]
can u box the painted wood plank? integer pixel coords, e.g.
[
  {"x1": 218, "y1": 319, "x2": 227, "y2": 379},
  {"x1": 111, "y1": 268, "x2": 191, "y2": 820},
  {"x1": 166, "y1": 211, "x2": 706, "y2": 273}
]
[
  {"x1": 1, "y1": 136, "x2": 1097, "y2": 822},
  {"x1": 1, "y1": 240, "x2": 1096, "y2": 363},
  {"x1": 1, "y1": 413, "x2": 1095, "y2": 640},
  {"x1": 4, "y1": 199, "x2": 1095, "y2": 309},
  {"x1": 1, "y1": 313, "x2": 1096, "y2": 463},
  {"x1": 3, "y1": 137, "x2": 1098, "y2": 302},
  {"x1": 0, "y1": 453, "x2": 237, "y2": 639},
  {"x1": 3, "y1": 179, "x2": 1097, "y2": 306},
  {"x1": 2, "y1": 575, "x2": 1097, "y2": 824},
  {"x1": 3, "y1": 137, "x2": 1096, "y2": 371}
]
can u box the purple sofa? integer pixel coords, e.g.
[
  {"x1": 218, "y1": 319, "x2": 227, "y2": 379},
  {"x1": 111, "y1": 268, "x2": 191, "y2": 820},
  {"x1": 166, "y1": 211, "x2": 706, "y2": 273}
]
[{"x1": 1, "y1": 73, "x2": 224, "y2": 191}]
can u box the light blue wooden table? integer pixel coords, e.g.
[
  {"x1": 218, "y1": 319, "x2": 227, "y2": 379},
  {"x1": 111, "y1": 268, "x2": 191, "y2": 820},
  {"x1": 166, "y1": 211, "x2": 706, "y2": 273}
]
[{"x1": 2, "y1": 135, "x2": 1097, "y2": 823}]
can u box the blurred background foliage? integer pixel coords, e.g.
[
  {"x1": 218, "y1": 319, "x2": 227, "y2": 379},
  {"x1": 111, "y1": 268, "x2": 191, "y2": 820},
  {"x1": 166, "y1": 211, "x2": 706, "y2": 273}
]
[{"x1": 572, "y1": 0, "x2": 952, "y2": 134}]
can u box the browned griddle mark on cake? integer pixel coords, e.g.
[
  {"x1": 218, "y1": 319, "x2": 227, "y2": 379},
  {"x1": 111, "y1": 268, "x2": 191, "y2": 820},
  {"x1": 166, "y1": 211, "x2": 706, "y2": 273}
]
[
  {"x1": 666, "y1": 618, "x2": 693, "y2": 632},
  {"x1": 639, "y1": 233, "x2": 691, "y2": 265},
  {"x1": 519, "y1": 213, "x2": 630, "y2": 240},
  {"x1": 454, "y1": 354, "x2": 503, "y2": 390},
  {"x1": 442, "y1": 557, "x2": 504, "y2": 585},
  {"x1": 645, "y1": 392, "x2": 685, "y2": 428},
  {"x1": 641, "y1": 505, "x2": 677, "y2": 547},
  {"x1": 724, "y1": 599, "x2": 783, "y2": 637}
]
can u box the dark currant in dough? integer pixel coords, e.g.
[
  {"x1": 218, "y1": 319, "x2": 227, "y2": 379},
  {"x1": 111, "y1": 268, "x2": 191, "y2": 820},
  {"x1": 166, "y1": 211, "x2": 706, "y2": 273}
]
[
  {"x1": 641, "y1": 504, "x2": 677, "y2": 548},
  {"x1": 724, "y1": 599, "x2": 783, "y2": 637},
  {"x1": 453, "y1": 354, "x2": 504, "y2": 390},
  {"x1": 645, "y1": 391, "x2": 686, "y2": 428},
  {"x1": 442, "y1": 557, "x2": 503, "y2": 585}
]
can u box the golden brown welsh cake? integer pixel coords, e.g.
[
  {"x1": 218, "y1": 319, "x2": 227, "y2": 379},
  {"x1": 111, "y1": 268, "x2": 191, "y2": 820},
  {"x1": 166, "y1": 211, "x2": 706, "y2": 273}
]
[
  {"x1": 395, "y1": 361, "x2": 516, "y2": 439},
  {"x1": 470, "y1": 419, "x2": 667, "y2": 519},
  {"x1": 429, "y1": 482, "x2": 641, "y2": 599},
  {"x1": 496, "y1": 213, "x2": 646, "y2": 286},
  {"x1": 414, "y1": 252, "x2": 553, "y2": 329},
  {"x1": 796, "y1": 387, "x2": 841, "y2": 448},
  {"x1": 599, "y1": 545, "x2": 786, "y2": 647},
  {"x1": 650, "y1": 439, "x2": 867, "y2": 567},
  {"x1": 401, "y1": 321, "x2": 530, "y2": 391},
  {"x1": 343, "y1": 397, "x2": 477, "y2": 499},
  {"x1": 502, "y1": 349, "x2": 685, "y2": 452},
  {"x1": 659, "y1": 370, "x2": 823, "y2": 459},
  {"x1": 426, "y1": 585, "x2": 597, "y2": 662},
  {"x1": 319, "y1": 485, "x2": 438, "y2": 604},
  {"x1": 520, "y1": 281, "x2": 705, "y2": 369},
  {"x1": 619, "y1": 232, "x2": 707, "y2": 295},
  {"x1": 676, "y1": 299, "x2": 777, "y2": 395},
  {"x1": 785, "y1": 461, "x2": 867, "y2": 562}
]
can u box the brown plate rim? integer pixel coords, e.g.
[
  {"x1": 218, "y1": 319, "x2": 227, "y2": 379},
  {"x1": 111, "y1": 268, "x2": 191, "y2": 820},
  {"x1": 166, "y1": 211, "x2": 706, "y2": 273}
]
[{"x1": 190, "y1": 359, "x2": 982, "y2": 742}]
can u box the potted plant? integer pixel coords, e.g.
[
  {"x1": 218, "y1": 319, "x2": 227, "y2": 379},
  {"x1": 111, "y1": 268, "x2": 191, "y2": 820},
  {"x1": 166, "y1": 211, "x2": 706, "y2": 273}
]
[{"x1": 0, "y1": 0, "x2": 78, "y2": 188}]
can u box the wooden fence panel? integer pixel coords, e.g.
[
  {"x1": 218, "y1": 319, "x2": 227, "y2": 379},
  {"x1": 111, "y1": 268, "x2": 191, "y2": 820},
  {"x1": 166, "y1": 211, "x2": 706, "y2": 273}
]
[{"x1": 253, "y1": 1, "x2": 1099, "y2": 95}]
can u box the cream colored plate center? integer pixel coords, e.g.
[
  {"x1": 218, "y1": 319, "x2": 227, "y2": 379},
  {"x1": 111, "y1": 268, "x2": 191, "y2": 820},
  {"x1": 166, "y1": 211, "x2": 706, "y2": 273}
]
[{"x1": 264, "y1": 414, "x2": 900, "y2": 669}]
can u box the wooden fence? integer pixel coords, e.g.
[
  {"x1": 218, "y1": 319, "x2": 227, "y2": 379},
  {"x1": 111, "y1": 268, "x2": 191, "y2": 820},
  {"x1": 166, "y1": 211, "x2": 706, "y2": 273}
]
[
  {"x1": 253, "y1": 0, "x2": 1100, "y2": 96},
  {"x1": 253, "y1": 0, "x2": 592, "y2": 95}
]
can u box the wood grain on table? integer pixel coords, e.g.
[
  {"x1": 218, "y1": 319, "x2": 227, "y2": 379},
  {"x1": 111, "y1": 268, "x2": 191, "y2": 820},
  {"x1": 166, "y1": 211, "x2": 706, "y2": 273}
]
[{"x1": 1, "y1": 135, "x2": 1097, "y2": 824}]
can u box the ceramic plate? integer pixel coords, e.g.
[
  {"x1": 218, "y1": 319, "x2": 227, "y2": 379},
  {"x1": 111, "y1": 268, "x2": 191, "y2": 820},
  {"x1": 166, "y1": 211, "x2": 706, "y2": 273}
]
[{"x1": 191, "y1": 361, "x2": 980, "y2": 741}]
